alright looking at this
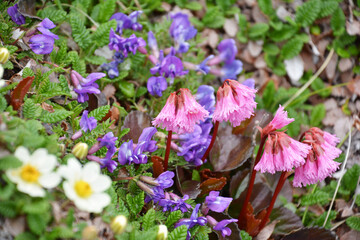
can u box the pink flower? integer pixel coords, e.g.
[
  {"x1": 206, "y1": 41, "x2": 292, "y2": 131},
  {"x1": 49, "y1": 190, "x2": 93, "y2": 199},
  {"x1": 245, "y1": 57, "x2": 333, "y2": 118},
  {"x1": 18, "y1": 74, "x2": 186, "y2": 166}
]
[
  {"x1": 212, "y1": 79, "x2": 257, "y2": 127},
  {"x1": 293, "y1": 128, "x2": 341, "y2": 187},
  {"x1": 262, "y1": 105, "x2": 294, "y2": 136},
  {"x1": 255, "y1": 132, "x2": 311, "y2": 174},
  {"x1": 152, "y1": 88, "x2": 209, "y2": 134}
]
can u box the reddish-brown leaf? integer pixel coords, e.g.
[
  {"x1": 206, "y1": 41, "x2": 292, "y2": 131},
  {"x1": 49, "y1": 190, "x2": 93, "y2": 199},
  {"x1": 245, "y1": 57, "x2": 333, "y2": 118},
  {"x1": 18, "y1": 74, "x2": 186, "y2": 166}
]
[
  {"x1": 200, "y1": 168, "x2": 225, "y2": 181},
  {"x1": 281, "y1": 227, "x2": 337, "y2": 240},
  {"x1": 11, "y1": 76, "x2": 34, "y2": 110},
  {"x1": 151, "y1": 156, "x2": 164, "y2": 178},
  {"x1": 122, "y1": 110, "x2": 152, "y2": 142},
  {"x1": 199, "y1": 177, "x2": 227, "y2": 196}
]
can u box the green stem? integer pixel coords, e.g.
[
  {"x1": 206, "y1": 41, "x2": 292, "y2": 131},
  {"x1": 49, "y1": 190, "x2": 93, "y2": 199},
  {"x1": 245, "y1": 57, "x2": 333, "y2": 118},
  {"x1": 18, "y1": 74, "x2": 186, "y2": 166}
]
[{"x1": 302, "y1": 185, "x2": 317, "y2": 223}]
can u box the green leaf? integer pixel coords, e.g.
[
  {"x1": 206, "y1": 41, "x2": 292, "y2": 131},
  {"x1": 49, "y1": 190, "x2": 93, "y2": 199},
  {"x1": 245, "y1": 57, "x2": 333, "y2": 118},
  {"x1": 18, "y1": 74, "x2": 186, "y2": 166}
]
[
  {"x1": 0, "y1": 200, "x2": 17, "y2": 217},
  {"x1": 202, "y1": 7, "x2": 225, "y2": 29},
  {"x1": 23, "y1": 200, "x2": 50, "y2": 214},
  {"x1": 70, "y1": 15, "x2": 92, "y2": 49},
  {"x1": 168, "y1": 225, "x2": 188, "y2": 240},
  {"x1": 258, "y1": 0, "x2": 275, "y2": 16},
  {"x1": 263, "y1": 43, "x2": 280, "y2": 55},
  {"x1": 319, "y1": 0, "x2": 339, "y2": 18},
  {"x1": 40, "y1": 110, "x2": 73, "y2": 123},
  {"x1": 311, "y1": 77, "x2": 331, "y2": 98},
  {"x1": 59, "y1": 75, "x2": 70, "y2": 93},
  {"x1": 93, "y1": 20, "x2": 117, "y2": 46},
  {"x1": 314, "y1": 211, "x2": 337, "y2": 229},
  {"x1": 248, "y1": 23, "x2": 269, "y2": 39},
  {"x1": 310, "y1": 104, "x2": 326, "y2": 127},
  {"x1": 166, "y1": 210, "x2": 183, "y2": 229},
  {"x1": 89, "y1": 105, "x2": 110, "y2": 121},
  {"x1": 269, "y1": 25, "x2": 298, "y2": 42},
  {"x1": 118, "y1": 128, "x2": 130, "y2": 140},
  {"x1": 0, "y1": 181, "x2": 15, "y2": 200},
  {"x1": 22, "y1": 67, "x2": 34, "y2": 78},
  {"x1": 15, "y1": 232, "x2": 37, "y2": 240},
  {"x1": 331, "y1": 7, "x2": 346, "y2": 36},
  {"x1": 295, "y1": 0, "x2": 321, "y2": 27},
  {"x1": 342, "y1": 164, "x2": 360, "y2": 192},
  {"x1": 0, "y1": 155, "x2": 22, "y2": 170},
  {"x1": 126, "y1": 192, "x2": 145, "y2": 215},
  {"x1": 185, "y1": 2, "x2": 202, "y2": 10},
  {"x1": 23, "y1": 99, "x2": 39, "y2": 119},
  {"x1": 85, "y1": 55, "x2": 107, "y2": 65},
  {"x1": 346, "y1": 216, "x2": 360, "y2": 231},
  {"x1": 301, "y1": 191, "x2": 329, "y2": 206},
  {"x1": 280, "y1": 37, "x2": 304, "y2": 60},
  {"x1": 355, "y1": 194, "x2": 360, "y2": 207},
  {"x1": 286, "y1": 108, "x2": 301, "y2": 137},
  {"x1": 27, "y1": 214, "x2": 47, "y2": 235},
  {"x1": 142, "y1": 209, "x2": 156, "y2": 230},
  {"x1": 262, "y1": 80, "x2": 275, "y2": 110},
  {"x1": 0, "y1": 95, "x2": 7, "y2": 112},
  {"x1": 98, "y1": 0, "x2": 116, "y2": 22},
  {"x1": 119, "y1": 81, "x2": 135, "y2": 98},
  {"x1": 38, "y1": 8, "x2": 67, "y2": 22},
  {"x1": 240, "y1": 230, "x2": 253, "y2": 240}
]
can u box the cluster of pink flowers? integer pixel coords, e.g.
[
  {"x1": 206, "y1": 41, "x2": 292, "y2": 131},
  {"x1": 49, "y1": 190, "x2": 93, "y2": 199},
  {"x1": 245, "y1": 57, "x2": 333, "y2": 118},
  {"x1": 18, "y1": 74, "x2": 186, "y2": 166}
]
[{"x1": 255, "y1": 106, "x2": 342, "y2": 186}]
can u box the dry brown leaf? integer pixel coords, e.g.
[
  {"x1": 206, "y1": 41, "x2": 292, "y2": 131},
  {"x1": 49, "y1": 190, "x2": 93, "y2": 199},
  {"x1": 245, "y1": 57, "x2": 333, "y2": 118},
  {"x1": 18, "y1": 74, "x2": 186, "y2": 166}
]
[
  {"x1": 248, "y1": 41, "x2": 263, "y2": 58},
  {"x1": 346, "y1": 21, "x2": 360, "y2": 36},
  {"x1": 255, "y1": 220, "x2": 279, "y2": 240},
  {"x1": 41, "y1": 102, "x2": 55, "y2": 113},
  {"x1": 254, "y1": 54, "x2": 267, "y2": 69},
  {"x1": 4, "y1": 216, "x2": 26, "y2": 236},
  {"x1": 338, "y1": 58, "x2": 353, "y2": 72},
  {"x1": 252, "y1": 5, "x2": 268, "y2": 23},
  {"x1": 325, "y1": 53, "x2": 338, "y2": 81},
  {"x1": 340, "y1": 230, "x2": 360, "y2": 240},
  {"x1": 102, "y1": 84, "x2": 116, "y2": 100},
  {"x1": 224, "y1": 18, "x2": 238, "y2": 37}
]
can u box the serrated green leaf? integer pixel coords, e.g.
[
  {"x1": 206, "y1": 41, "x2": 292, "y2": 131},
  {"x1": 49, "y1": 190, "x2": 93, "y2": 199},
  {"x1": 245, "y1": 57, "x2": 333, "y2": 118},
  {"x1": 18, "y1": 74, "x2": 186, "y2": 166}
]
[
  {"x1": 269, "y1": 25, "x2": 298, "y2": 42},
  {"x1": 295, "y1": 0, "x2": 321, "y2": 27},
  {"x1": 40, "y1": 110, "x2": 73, "y2": 123},
  {"x1": 142, "y1": 209, "x2": 156, "y2": 230},
  {"x1": 126, "y1": 192, "x2": 144, "y2": 216},
  {"x1": 202, "y1": 7, "x2": 225, "y2": 29},
  {"x1": 98, "y1": 0, "x2": 116, "y2": 22},
  {"x1": 0, "y1": 200, "x2": 17, "y2": 217},
  {"x1": 93, "y1": 20, "x2": 117, "y2": 46},
  {"x1": 262, "y1": 80, "x2": 275, "y2": 110},
  {"x1": 310, "y1": 104, "x2": 326, "y2": 127},
  {"x1": 240, "y1": 230, "x2": 252, "y2": 240},
  {"x1": 27, "y1": 214, "x2": 47, "y2": 235},
  {"x1": 343, "y1": 164, "x2": 360, "y2": 192},
  {"x1": 166, "y1": 210, "x2": 183, "y2": 229},
  {"x1": 70, "y1": 15, "x2": 92, "y2": 49},
  {"x1": 263, "y1": 43, "x2": 280, "y2": 55},
  {"x1": 23, "y1": 200, "x2": 50, "y2": 214},
  {"x1": 346, "y1": 216, "x2": 360, "y2": 231},
  {"x1": 319, "y1": 0, "x2": 339, "y2": 18},
  {"x1": 331, "y1": 7, "x2": 346, "y2": 36},
  {"x1": 89, "y1": 105, "x2": 110, "y2": 120},
  {"x1": 85, "y1": 55, "x2": 107, "y2": 65},
  {"x1": 118, "y1": 128, "x2": 130, "y2": 140},
  {"x1": 248, "y1": 23, "x2": 269, "y2": 39},
  {"x1": 38, "y1": 8, "x2": 67, "y2": 22},
  {"x1": 168, "y1": 225, "x2": 188, "y2": 240},
  {"x1": 0, "y1": 95, "x2": 7, "y2": 112},
  {"x1": 185, "y1": 2, "x2": 202, "y2": 10},
  {"x1": 280, "y1": 38, "x2": 304, "y2": 60},
  {"x1": 15, "y1": 232, "x2": 37, "y2": 240},
  {"x1": 0, "y1": 155, "x2": 22, "y2": 170},
  {"x1": 258, "y1": 0, "x2": 275, "y2": 16},
  {"x1": 22, "y1": 67, "x2": 34, "y2": 78},
  {"x1": 301, "y1": 191, "x2": 329, "y2": 206},
  {"x1": 59, "y1": 75, "x2": 70, "y2": 93}
]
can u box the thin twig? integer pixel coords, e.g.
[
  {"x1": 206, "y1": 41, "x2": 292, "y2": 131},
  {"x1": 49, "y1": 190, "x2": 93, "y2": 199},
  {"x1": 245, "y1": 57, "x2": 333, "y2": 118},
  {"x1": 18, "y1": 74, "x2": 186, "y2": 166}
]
[
  {"x1": 323, "y1": 124, "x2": 353, "y2": 227},
  {"x1": 283, "y1": 49, "x2": 334, "y2": 109}
]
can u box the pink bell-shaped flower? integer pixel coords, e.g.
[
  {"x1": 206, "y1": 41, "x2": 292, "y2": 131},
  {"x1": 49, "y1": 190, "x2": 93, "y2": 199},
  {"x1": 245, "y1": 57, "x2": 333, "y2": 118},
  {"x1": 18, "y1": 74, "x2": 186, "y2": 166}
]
[
  {"x1": 212, "y1": 79, "x2": 257, "y2": 127},
  {"x1": 261, "y1": 105, "x2": 294, "y2": 136},
  {"x1": 293, "y1": 128, "x2": 341, "y2": 187}
]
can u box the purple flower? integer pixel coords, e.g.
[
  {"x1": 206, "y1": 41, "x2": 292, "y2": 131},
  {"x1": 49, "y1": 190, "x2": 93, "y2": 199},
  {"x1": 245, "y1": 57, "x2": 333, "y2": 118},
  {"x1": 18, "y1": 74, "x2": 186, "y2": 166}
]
[
  {"x1": 37, "y1": 18, "x2": 59, "y2": 40},
  {"x1": 80, "y1": 110, "x2": 97, "y2": 132},
  {"x1": 147, "y1": 76, "x2": 168, "y2": 97},
  {"x1": 109, "y1": 28, "x2": 124, "y2": 52},
  {"x1": 160, "y1": 50, "x2": 188, "y2": 84},
  {"x1": 205, "y1": 191, "x2": 233, "y2": 212},
  {"x1": 138, "y1": 127, "x2": 158, "y2": 152},
  {"x1": 118, "y1": 140, "x2": 147, "y2": 165},
  {"x1": 213, "y1": 219, "x2": 238, "y2": 238},
  {"x1": 195, "y1": 85, "x2": 215, "y2": 116},
  {"x1": 71, "y1": 70, "x2": 105, "y2": 102},
  {"x1": 7, "y1": 4, "x2": 26, "y2": 25},
  {"x1": 195, "y1": 55, "x2": 214, "y2": 75},
  {"x1": 148, "y1": 31, "x2": 159, "y2": 58},
  {"x1": 221, "y1": 60, "x2": 243, "y2": 82},
  {"x1": 145, "y1": 186, "x2": 165, "y2": 204},
  {"x1": 175, "y1": 204, "x2": 207, "y2": 240},
  {"x1": 169, "y1": 13, "x2": 197, "y2": 53},
  {"x1": 218, "y1": 39, "x2": 237, "y2": 63},
  {"x1": 128, "y1": 11, "x2": 143, "y2": 31},
  {"x1": 150, "y1": 50, "x2": 164, "y2": 75},
  {"x1": 120, "y1": 34, "x2": 146, "y2": 57},
  {"x1": 99, "y1": 132, "x2": 117, "y2": 151},
  {"x1": 242, "y1": 78, "x2": 255, "y2": 89},
  {"x1": 155, "y1": 171, "x2": 174, "y2": 189},
  {"x1": 100, "y1": 148, "x2": 118, "y2": 173},
  {"x1": 110, "y1": 13, "x2": 131, "y2": 33},
  {"x1": 101, "y1": 61, "x2": 119, "y2": 79},
  {"x1": 158, "y1": 193, "x2": 192, "y2": 213},
  {"x1": 28, "y1": 34, "x2": 54, "y2": 54}
]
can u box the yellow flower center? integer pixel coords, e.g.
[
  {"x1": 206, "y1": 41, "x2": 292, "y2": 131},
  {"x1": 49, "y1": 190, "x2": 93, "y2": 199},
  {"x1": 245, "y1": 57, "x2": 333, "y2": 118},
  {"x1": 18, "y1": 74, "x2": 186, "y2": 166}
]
[
  {"x1": 74, "y1": 180, "x2": 92, "y2": 198},
  {"x1": 20, "y1": 164, "x2": 40, "y2": 183}
]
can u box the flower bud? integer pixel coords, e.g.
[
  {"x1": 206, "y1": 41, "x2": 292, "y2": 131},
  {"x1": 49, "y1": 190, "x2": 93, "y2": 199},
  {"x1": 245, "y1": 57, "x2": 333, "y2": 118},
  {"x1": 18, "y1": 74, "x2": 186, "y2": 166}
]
[
  {"x1": 140, "y1": 176, "x2": 159, "y2": 186},
  {"x1": 72, "y1": 142, "x2": 88, "y2": 159},
  {"x1": 82, "y1": 225, "x2": 98, "y2": 240},
  {"x1": 111, "y1": 215, "x2": 127, "y2": 235},
  {"x1": 0, "y1": 48, "x2": 10, "y2": 64},
  {"x1": 156, "y1": 225, "x2": 168, "y2": 240}
]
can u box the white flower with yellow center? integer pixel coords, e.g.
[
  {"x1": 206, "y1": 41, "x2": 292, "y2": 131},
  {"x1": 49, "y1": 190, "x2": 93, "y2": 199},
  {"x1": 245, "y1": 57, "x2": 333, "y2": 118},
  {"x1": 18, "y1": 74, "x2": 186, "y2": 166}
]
[
  {"x1": 59, "y1": 158, "x2": 111, "y2": 213},
  {"x1": 5, "y1": 147, "x2": 61, "y2": 197}
]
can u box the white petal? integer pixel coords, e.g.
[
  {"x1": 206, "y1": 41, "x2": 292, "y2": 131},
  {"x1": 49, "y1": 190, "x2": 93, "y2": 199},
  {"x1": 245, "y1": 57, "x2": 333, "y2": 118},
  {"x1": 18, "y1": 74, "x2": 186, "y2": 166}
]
[
  {"x1": 6, "y1": 169, "x2": 21, "y2": 184},
  {"x1": 39, "y1": 173, "x2": 61, "y2": 188},
  {"x1": 82, "y1": 162, "x2": 100, "y2": 183},
  {"x1": 33, "y1": 154, "x2": 57, "y2": 173},
  {"x1": 14, "y1": 146, "x2": 31, "y2": 163},
  {"x1": 63, "y1": 181, "x2": 77, "y2": 201},
  {"x1": 87, "y1": 193, "x2": 111, "y2": 213},
  {"x1": 59, "y1": 158, "x2": 82, "y2": 180},
  {"x1": 91, "y1": 175, "x2": 112, "y2": 193},
  {"x1": 17, "y1": 183, "x2": 45, "y2": 197}
]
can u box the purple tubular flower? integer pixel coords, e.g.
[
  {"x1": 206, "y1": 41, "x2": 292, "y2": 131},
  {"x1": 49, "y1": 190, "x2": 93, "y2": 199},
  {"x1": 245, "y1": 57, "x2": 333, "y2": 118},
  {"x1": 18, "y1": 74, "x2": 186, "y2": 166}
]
[
  {"x1": 213, "y1": 219, "x2": 238, "y2": 238},
  {"x1": 155, "y1": 171, "x2": 174, "y2": 189},
  {"x1": 101, "y1": 61, "x2": 119, "y2": 79},
  {"x1": 110, "y1": 13, "x2": 131, "y2": 33},
  {"x1": 195, "y1": 85, "x2": 215, "y2": 116},
  {"x1": 175, "y1": 204, "x2": 207, "y2": 240},
  {"x1": 109, "y1": 28, "x2": 124, "y2": 52},
  {"x1": 7, "y1": 4, "x2": 26, "y2": 25},
  {"x1": 71, "y1": 71, "x2": 105, "y2": 103},
  {"x1": 169, "y1": 13, "x2": 197, "y2": 53},
  {"x1": 221, "y1": 60, "x2": 243, "y2": 82},
  {"x1": 128, "y1": 11, "x2": 143, "y2": 31},
  {"x1": 29, "y1": 34, "x2": 54, "y2": 54},
  {"x1": 145, "y1": 186, "x2": 165, "y2": 204},
  {"x1": 118, "y1": 140, "x2": 147, "y2": 165},
  {"x1": 99, "y1": 132, "x2": 117, "y2": 151},
  {"x1": 160, "y1": 52, "x2": 188, "y2": 84},
  {"x1": 148, "y1": 31, "x2": 159, "y2": 58},
  {"x1": 147, "y1": 76, "x2": 168, "y2": 97},
  {"x1": 150, "y1": 50, "x2": 164, "y2": 75},
  {"x1": 80, "y1": 110, "x2": 97, "y2": 132},
  {"x1": 138, "y1": 127, "x2": 158, "y2": 152},
  {"x1": 119, "y1": 34, "x2": 146, "y2": 57},
  {"x1": 242, "y1": 78, "x2": 255, "y2": 89},
  {"x1": 205, "y1": 191, "x2": 233, "y2": 212},
  {"x1": 158, "y1": 193, "x2": 192, "y2": 212},
  {"x1": 37, "y1": 18, "x2": 59, "y2": 40},
  {"x1": 100, "y1": 148, "x2": 118, "y2": 173},
  {"x1": 195, "y1": 55, "x2": 214, "y2": 75}
]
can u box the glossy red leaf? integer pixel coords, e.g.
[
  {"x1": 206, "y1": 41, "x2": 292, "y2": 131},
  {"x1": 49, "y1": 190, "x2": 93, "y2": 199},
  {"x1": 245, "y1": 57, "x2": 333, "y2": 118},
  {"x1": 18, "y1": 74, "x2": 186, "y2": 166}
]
[
  {"x1": 151, "y1": 156, "x2": 164, "y2": 178},
  {"x1": 11, "y1": 76, "x2": 34, "y2": 110},
  {"x1": 270, "y1": 207, "x2": 303, "y2": 235},
  {"x1": 199, "y1": 177, "x2": 227, "y2": 196}
]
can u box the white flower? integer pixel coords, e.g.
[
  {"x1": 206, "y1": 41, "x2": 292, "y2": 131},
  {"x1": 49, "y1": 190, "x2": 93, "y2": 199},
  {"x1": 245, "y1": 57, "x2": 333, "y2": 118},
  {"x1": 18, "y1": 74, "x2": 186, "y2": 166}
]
[
  {"x1": 59, "y1": 158, "x2": 111, "y2": 213},
  {"x1": 6, "y1": 147, "x2": 61, "y2": 197}
]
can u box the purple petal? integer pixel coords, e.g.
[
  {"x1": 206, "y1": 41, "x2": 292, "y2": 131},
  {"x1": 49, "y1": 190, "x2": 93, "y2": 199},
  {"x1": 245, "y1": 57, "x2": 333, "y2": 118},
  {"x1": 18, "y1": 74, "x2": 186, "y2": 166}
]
[
  {"x1": 29, "y1": 34, "x2": 54, "y2": 54},
  {"x1": 38, "y1": 18, "x2": 56, "y2": 29}
]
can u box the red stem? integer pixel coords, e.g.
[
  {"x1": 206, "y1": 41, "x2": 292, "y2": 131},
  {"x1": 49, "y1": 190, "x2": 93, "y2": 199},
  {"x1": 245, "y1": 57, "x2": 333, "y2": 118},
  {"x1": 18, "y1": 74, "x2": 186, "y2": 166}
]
[
  {"x1": 258, "y1": 171, "x2": 288, "y2": 231},
  {"x1": 238, "y1": 135, "x2": 267, "y2": 223},
  {"x1": 201, "y1": 121, "x2": 220, "y2": 163},
  {"x1": 164, "y1": 131, "x2": 172, "y2": 171}
]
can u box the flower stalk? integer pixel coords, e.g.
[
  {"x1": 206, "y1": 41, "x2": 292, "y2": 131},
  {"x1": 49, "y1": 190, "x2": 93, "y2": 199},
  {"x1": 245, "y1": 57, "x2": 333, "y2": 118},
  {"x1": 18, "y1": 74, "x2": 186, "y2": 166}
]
[
  {"x1": 164, "y1": 131, "x2": 172, "y2": 171},
  {"x1": 201, "y1": 121, "x2": 219, "y2": 163}
]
